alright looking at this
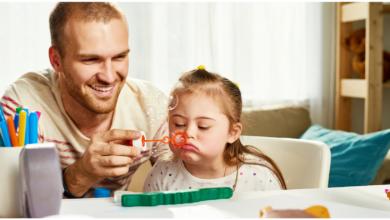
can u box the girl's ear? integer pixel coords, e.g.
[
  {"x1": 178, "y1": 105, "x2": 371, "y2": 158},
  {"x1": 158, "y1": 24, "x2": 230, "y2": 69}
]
[{"x1": 228, "y1": 123, "x2": 242, "y2": 143}]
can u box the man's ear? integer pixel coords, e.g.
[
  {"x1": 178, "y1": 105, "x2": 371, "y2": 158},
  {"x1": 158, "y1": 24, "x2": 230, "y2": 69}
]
[
  {"x1": 228, "y1": 123, "x2": 242, "y2": 144},
  {"x1": 49, "y1": 46, "x2": 64, "y2": 73}
]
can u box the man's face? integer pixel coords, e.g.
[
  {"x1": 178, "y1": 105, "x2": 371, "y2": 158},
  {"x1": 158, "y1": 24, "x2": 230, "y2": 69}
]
[{"x1": 60, "y1": 17, "x2": 129, "y2": 114}]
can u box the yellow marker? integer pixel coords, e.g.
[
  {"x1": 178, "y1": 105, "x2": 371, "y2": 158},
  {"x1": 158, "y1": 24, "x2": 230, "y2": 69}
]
[{"x1": 18, "y1": 111, "x2": 27, "y2": 146}]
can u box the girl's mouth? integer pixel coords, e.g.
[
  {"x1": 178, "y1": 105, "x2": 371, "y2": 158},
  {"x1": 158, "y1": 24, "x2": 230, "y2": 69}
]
[{"x1": 181, "y1": 143, "x2": 199, "y2": 151}]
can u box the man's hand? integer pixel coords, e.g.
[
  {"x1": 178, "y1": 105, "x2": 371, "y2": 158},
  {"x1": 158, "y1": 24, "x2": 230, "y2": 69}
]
[{"x1": 63, "y1": 129, "x2": 141, "y2": 197}]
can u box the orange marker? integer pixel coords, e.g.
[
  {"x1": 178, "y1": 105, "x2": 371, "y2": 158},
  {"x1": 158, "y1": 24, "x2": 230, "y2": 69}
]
[{"x1": 6, "y1": 117, "x2": 19, "y2": 147}]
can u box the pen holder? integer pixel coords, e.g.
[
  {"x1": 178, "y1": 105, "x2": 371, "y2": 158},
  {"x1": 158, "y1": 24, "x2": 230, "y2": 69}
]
[
  {"x1": 19, "y1": 143, "x2": 62, "y2": 218},
  {"x1": 0, "y1": 147, "x2": 23, "y2": 218}
]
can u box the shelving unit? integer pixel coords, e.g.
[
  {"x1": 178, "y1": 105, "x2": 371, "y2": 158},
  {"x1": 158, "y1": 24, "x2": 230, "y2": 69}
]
[{"x1": 335, "y1": 2, "x2": 390, "y2": 134}]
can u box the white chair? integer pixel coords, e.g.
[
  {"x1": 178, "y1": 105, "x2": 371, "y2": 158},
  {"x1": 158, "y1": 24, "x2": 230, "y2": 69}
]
[{"x1": 240, "y1": 135, "x2": 331, "y2": 189}]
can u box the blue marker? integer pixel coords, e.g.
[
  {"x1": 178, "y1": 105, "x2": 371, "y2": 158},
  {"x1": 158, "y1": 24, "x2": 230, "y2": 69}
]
[
  {"x1": 0, "y1": 104, "x2": 6, "y2": 122},
  {"x1": 0, "y1": 130, "x2": 4, "y2": 147},
  {"x1": 94, "y1": 188, "x2": 110, "y2": 198},
  {"x1": 23, "y1": 107, "x2": 29, "y2": 145},
  {"x1": 14, "y1": 113, "x2": 19, "y2": 131},
  {"x1": 29, "y1": 112, "x2": 38, "y2": 144},
  {"x1": 0, "y1": 120, "x2": 12, "y2": 147}
]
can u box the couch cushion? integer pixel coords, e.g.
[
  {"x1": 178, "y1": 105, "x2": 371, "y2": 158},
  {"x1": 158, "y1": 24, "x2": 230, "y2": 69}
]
[
  {"x1": 369, "y1": 150, "x2": 390, "y2": 185},
  {"x1": 300, "y1": 124, "x2": 390, "y2": 187},
  {"x1": 241, "y1": 106, "x2": 311, "y2": 138}
]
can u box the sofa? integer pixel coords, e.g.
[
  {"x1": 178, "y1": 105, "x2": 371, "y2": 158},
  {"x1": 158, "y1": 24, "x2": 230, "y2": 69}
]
[{"x1": 128, "y1": 105, "x2": 390, "y2": 192}]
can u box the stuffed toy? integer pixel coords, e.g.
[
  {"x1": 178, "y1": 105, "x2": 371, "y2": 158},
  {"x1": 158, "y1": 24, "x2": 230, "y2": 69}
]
[{"x1": 341, "y1": 28, "x2": 390, "y2": 82}]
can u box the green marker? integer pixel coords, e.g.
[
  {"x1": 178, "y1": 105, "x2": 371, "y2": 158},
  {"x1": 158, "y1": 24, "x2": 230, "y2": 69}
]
[
  {"x1": 16, "y1": 107, "x2": 22, "y2": 114},
  {"x1": 122, "y1": 187, "x2": 233, "y2": 207}
]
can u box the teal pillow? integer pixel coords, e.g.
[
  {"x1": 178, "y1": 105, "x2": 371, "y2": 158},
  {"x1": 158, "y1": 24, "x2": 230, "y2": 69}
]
[{"x1": 300, "y1": 124, "x2": 390, "y2": 187}]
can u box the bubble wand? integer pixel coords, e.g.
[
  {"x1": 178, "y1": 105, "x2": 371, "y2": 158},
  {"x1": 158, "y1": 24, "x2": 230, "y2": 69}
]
[
  {"x1": 129, "y1": 132, "x2": 187, "y2": 157},
  {"x1": 142, "y1": 132, "x2": 187, "y2": 148}
]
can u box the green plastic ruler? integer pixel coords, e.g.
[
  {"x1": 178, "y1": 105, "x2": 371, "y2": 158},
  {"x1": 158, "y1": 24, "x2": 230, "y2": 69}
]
[{"x1": 122, "y1": 187, "x2": 233, "y2": 207}]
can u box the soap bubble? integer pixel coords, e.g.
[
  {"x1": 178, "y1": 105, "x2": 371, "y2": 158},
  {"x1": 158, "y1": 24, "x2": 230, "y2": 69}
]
[
  {"x1": 155, "y1": 112, "x2": 167, "y2": 122},
  {"x1": 158, "y1": 92, "x2": 179, "y2": 110},
  {"x1": 151, "y1": 147, "x2": 158, "y2": 157},
  {"x1": 154, "y1": 88, "x2": 162, "y2": 97},
  {"x1": 171, "y1": 132, "x2": 187, "y2": 147},
  {"x1": 163, "y1": 137, "x2": 170, "y2": 143},
  {"x1": 175, "y1": 134, "x2": 185, "y2": 145},
  {"x1": 143, "y1": 104, "x2": 156, "y2": 118},
  {"x1": 148, "y1": 117, "x2": 156, "y2": 126}
]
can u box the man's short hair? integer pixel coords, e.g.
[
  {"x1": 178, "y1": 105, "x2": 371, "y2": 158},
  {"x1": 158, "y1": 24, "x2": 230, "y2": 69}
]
[{"x1": 49, "y1": 2, "x2": 124, "y2": 58}]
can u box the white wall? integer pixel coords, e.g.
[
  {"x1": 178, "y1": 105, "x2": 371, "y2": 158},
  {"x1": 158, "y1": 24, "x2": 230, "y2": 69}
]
[
  {"x1": 0, "y1": 2, "x2": 56, "y2": 96},
  {"x1": 350, "y1": 14, "x2": 390, "y2": 134}
]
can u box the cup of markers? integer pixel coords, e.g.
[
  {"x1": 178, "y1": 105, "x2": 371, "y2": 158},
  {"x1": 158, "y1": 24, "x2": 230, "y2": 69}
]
[
  {"x1": 0, "y1": 106, "x2": 41, "y2": 217},
  {"x1": 0, "y1": 106, "x2": 41, "y2": 147}
]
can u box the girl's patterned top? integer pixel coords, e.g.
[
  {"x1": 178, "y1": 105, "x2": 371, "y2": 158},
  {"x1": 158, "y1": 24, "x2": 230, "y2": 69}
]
[{"x1": 143, "y1": 154, "x2": 282, "y2": 192}]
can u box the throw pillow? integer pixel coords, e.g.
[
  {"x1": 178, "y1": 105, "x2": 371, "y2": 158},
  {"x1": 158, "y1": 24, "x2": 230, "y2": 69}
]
[{"x1": 300, "y1": 124, "x2": 390, "y2": 187}]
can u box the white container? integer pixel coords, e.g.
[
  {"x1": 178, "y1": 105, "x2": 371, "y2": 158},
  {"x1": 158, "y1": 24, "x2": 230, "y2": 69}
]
[
  {"x1": 129, "y1": 131, "x2": 147, "y2": 151},
  {"x1": 0, "y1": 147, "x2": 23, "y2": 218}
]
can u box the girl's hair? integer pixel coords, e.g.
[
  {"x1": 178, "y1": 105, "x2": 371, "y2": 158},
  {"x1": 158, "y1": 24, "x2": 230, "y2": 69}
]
[{"x1": 163, "y1": 68, "x2": 287, "y2": 190}]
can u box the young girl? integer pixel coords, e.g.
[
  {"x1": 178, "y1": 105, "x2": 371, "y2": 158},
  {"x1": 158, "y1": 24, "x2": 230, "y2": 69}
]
[{"x1": 143, "y1": 66, "x2": 286, "y2": 192}]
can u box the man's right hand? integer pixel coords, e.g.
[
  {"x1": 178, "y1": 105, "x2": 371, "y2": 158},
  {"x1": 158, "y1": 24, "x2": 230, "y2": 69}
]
[{"x1": 63, "y1": 129, "x2": 142, "y2": 197}]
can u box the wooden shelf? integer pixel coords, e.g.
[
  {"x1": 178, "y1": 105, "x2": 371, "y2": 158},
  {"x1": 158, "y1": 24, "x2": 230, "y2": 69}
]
[
  {"x1": 341, "y1": 2, "x2": 368, "y2": 23},
  {"x1": 342, "y1": 3, "x2": 390, "y2": 23},
  {"x1": 336, "y1": 2, "x2": 384, "y2": 134},
  {"x1": 341, "y1": 79, "x2": 367, "y2": 98}
]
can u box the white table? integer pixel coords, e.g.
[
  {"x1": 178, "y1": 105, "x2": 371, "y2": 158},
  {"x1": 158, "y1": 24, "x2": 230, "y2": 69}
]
[{"x1": 60, "y1": 185, "x2": 390, "y2": 218}]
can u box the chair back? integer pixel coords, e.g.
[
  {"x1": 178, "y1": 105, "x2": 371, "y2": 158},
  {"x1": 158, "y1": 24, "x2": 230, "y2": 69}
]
[{"x1": 240, "y1": 135, "x2": 331, "y2": 189}]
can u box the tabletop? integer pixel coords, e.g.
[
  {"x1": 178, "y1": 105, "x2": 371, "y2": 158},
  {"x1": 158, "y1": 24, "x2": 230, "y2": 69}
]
[{"x1": 59, "y1": 184, "x2": 390, "y2": 218}]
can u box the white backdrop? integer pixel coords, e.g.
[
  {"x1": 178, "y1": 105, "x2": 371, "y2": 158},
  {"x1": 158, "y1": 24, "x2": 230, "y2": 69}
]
[{"x1": 0, "y1": 2, "x2": 336, "y2": 128}]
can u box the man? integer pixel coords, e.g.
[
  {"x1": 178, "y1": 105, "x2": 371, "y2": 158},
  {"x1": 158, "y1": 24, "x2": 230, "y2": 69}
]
[{"x1": 0, "y1": 2, "x2": 167, "y2": 198}]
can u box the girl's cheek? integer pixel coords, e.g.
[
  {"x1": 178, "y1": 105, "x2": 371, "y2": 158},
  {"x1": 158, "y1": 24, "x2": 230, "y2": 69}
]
[
  {"x1": 199, "y1": 137, "x2": 221, "y2": 153},
  {"x1": 168, "y1": 142, "x2": 176, "y2": 152}
]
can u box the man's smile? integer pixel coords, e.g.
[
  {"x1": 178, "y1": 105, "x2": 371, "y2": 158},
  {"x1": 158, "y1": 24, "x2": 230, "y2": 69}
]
[{"x1": 88, "y1": 84, "x2": 116, "y2": 96}]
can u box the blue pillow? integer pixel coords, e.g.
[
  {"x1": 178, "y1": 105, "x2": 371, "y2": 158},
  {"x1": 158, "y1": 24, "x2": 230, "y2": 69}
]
[{"x1": 300, "y1": 124, "x2": 390, "y2": 187}]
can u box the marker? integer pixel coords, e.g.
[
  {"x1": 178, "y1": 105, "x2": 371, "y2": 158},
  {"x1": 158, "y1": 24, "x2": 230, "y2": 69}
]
[
  {"x1": 36, "y1": 111, "x2": 41, "y2": 121},
  {"x1": 0, "y1": 120, "x2": 12, "y2": 147},
  {"x1": 23, "y1": 107, "x2": 29, "y2": 145},
  {"x1": 6, "y1": 117, "x2": 19, "y2": 147},
  {"x1": 14, "y1": 113, "x2": 19, "y2": 131},
  {"x1": 19, "y1": 111, "x2": 27, "y2": 146},
  {"x1": 29, "y1": 112, "x2": 38, "y2": 144},
  {"x1": 0, "y1": 130, "x2": 4, "y2": 147},
  {"x1": 15, "y1": 107, "x2": 22, "y2": 131},
  {"x1": 0, "y1": 105, "x2": 6, "y2": 121}
]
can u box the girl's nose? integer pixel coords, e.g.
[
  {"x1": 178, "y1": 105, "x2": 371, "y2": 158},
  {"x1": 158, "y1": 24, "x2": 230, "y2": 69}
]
[{"x1": 183, "y1": 124, "x2": 195, "y2": 140}]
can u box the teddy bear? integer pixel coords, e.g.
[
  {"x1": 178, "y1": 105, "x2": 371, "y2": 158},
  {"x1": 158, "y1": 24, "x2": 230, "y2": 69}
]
[{"x1": 341, "y1": 28, "x2": 390, "y2": 82}]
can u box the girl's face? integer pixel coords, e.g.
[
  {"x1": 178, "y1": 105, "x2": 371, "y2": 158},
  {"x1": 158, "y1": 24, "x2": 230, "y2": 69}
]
[{"x1": 168, "y1": 92, "x2": 237, "y2": 165}]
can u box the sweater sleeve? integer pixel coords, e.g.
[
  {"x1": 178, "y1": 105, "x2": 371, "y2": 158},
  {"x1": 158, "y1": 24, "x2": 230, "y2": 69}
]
[{"x1": 1, "y1": 85, "x2": 23, "y2": 119}]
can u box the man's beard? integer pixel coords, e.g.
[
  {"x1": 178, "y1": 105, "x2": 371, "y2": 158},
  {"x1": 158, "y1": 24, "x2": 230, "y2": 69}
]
[{"x1": 62, "y1": 68, "x2": 124, "y2": 114}]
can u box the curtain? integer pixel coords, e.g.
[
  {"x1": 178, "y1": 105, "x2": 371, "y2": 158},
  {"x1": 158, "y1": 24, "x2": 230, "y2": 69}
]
[
  {"x1": 121, "y1": 2, "x2": 336, "y2": 128},
  {"x1": 0, "y1": 2, "x2": 336, "y2": 129}
]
